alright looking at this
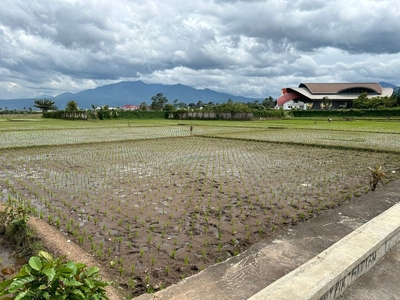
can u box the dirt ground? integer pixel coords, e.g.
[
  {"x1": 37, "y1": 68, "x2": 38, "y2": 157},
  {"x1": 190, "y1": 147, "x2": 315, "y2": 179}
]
[
  {"x1": 1, "y1": 137, "x2": 400, "y2": 298},
  {"x1": 6, "y1": 177, "x2": 398, "y2": 300}
]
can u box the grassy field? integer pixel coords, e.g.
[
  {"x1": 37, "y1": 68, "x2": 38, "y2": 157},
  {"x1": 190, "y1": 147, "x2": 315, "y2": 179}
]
[{"x1": 1, "y1": 116, "x2": 400, "y2": 297}]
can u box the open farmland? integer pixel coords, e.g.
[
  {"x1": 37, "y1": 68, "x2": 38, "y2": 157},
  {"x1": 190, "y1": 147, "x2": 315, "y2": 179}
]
[{"x1": 1, "y1": 118, "x2": 400, "y2": 297}]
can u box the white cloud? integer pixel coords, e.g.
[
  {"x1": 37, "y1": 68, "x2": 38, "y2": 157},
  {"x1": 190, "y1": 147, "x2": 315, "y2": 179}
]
[{"x1": 0, "y1": 0, "x2": 399, "y2": 100}]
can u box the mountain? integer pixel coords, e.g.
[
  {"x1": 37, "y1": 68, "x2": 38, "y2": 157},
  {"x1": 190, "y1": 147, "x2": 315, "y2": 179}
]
[
  {"x1": 0, "y1": 81, "x2": 259, "y2": 110},
  {"x1": 379, "y1": 81, "x2": 398, "y2": 89}
]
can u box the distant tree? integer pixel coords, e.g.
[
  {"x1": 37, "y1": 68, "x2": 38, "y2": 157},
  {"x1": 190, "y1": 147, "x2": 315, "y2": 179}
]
[
  {"x1": 215, "y1": 99, "x2": 251, "y2": 114},
  {"x1": 163, "y1": 103, "x2": 175, "y2": 112},
  {"x1": 262, "y1": 96, "x2": 275, "y2": 109},
  {"x1": 196, "y1": 100, "x2": 205, "y2": 109},
  {"x1": 172, "y1": 99, "x2": 179, "y2": 109},
  {"x1": 394, "y1": 92, "x2": 400, "y2": 107},
  {"x1": 34, "y1": 98, "x2": 57, "y2": 112},
  {"x1": 96, "y1": 105, "x2": 110, "y2": 120},
  {"x1": 352, "y1": 93, "x2": 369, "y2": 109},
  {"x1": 247, "y1": 100, "x2": 264, "y2": 110},
  {"x1": 150, "y1": 93, "x2": 168, "y2": 111},
  {"x1": 139, "y1": 102, "x2": 148, "y2": 111},
  {"x1": 177, "y1": 102, "x2": 188, "y2": 109},
  {"x1": 353, "y1": 93, "x2": 397, "y2": 109},
  {"x1": 65, "y1": 100, "x2": 79, "y2": 111}
]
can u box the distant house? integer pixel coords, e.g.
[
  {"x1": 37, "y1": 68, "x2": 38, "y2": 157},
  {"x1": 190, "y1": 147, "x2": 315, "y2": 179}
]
[
  {"x1": 121, "y1": 105, "x2": 140, "y2": 110},
  {"x1": 276, "y1": 83, "x2": 393, "y2": 110}
]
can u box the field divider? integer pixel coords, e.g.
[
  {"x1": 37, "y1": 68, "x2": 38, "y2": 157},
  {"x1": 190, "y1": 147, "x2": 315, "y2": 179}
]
[{"x1": 196, "y1": 134, "x2": 400, "y2": 154}]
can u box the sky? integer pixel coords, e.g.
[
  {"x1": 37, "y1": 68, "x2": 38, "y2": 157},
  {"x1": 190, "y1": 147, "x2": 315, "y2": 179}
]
[{"x1": 1, "y1": 0, "x2": 400, "y2": 100}]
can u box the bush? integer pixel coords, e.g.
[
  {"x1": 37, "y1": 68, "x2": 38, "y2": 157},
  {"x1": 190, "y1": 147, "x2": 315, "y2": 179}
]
[
  {"x1": 0, "y1": 251, "x2": 109, "y2": 299},
  {"x1": 0, "y1": 199, "x2": 42, "y2": 257},
  {"x1": 291, "y1": 108, "x2": 400, "y2": 118}
]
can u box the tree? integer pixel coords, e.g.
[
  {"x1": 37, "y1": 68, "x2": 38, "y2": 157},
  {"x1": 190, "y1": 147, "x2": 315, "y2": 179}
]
[
  {"x1": 172, "y1": 99, "x2": 179, "y2": 109},
  {"x1": 65, "y1": 100, "x2": 79, "y2": 111},
  {"x1": 353, "y1": 93, "x2": 397, "y2": 109},
  {"x1": 163, "y1": 103, "x2": 175, "y2": 112},
  {"x1": 139, "y1": 102, "x2": 148, "y2": 111},
  {"x1": 262, "y1": 96, "x2": 275, "y2": 109},
  {"x1": 248, "y1": 100, "x2": 264, "y2": 110},
  {"x1": 196, "y1": 100, "x2": 205, "y2": 109},
  {"x1": 352, "y1": 93, "x2": 369, "y2": 109},
  {"x1": 150, "y1": 93, "x2": 168, "y2": 111},
  {"x1": 216, "y1": 99, "x2": 251, "y2": 114},
  {"x1": 177, "y1": 102, "x2": 188, "y2": 109},
  {"x1": 34, "y1": 98, "x2": 57, "y2": 112}
]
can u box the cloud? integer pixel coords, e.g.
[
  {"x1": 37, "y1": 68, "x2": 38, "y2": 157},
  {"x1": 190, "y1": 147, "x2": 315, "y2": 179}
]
[{"x1": 0, "y1": 0, "x2": 399, "y2": 100}]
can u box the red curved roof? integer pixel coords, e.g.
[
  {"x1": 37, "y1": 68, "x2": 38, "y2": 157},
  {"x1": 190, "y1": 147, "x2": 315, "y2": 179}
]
[{"x1": 277, "y1": 92, "x2": 302, "y2": 106}]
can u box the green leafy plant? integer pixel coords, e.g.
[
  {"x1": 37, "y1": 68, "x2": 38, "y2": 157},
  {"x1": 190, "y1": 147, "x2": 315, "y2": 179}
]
[
  {"x1": 368, "y1": 165, "x2": 386, "y2": 191},
  {"x1": 0, "y1": 199, "x2": 42, "y2": 257},
  {"x1": 0, "y1": 250, "x2": 109, "y2": 299}
]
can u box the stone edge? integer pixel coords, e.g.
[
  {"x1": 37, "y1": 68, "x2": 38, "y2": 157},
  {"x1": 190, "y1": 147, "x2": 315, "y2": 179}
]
[{"x1": 248, "y1": 203, "x2": 400, "y2": 300}]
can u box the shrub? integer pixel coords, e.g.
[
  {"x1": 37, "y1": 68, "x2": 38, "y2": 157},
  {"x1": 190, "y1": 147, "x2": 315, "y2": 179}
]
[
  {"x1": 0, "y1": 199, "x2": 42, "y2": 257},
  {"x1": 0, "y1": 251, "x2": 109, "y2": 299}
]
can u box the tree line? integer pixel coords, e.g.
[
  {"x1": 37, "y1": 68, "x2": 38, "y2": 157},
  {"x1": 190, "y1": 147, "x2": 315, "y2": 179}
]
[
  {"x1": 352, "y1": 92, "x2": 400, "y2": 109},
  {"x1": 31, "y1": 94, "x2": 276, "y2": 115}
]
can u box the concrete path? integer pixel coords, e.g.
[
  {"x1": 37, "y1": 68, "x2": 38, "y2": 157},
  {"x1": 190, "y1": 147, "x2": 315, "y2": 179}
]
[
  {"x1": 134, "y1": 179, "x2": 400, "y2": 300},
  {"x1": 340, "y1": 238, "x2": 400, "y2": 299}
]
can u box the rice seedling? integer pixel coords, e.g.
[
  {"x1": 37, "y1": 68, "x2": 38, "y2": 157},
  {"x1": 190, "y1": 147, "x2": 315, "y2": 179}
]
[{"x1": 2, "y1": 119, "x2": 400, "y2": 297}]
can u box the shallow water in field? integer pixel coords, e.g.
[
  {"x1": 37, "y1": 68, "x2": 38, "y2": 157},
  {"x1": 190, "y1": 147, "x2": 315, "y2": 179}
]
[{"x1": 0, "y1": 236, "x2": 28, "y2": 281}]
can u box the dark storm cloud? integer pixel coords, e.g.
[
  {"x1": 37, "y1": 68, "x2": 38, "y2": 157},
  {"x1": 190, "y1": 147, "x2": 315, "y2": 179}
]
[{"x1": 0, "y1": 0, "x2": 400, "y2": 100}]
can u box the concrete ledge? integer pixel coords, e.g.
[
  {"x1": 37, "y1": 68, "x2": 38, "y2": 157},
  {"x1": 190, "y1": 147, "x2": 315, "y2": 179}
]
[{"x1": 248, "y1": 203, "x2": 400, "y2": 300}]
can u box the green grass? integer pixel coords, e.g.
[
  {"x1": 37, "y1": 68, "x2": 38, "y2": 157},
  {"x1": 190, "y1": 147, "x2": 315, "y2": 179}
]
[
  {"x1": 1, "y1": 116, "x2": 399, "y2": 132},
  {"x1": 1, "y1": 117, "x2": 399, "y2": 151}
]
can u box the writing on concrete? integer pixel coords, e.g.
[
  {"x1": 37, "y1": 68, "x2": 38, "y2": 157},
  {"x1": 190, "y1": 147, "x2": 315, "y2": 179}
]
[{"x1": 319, "y1": 251, "x2": 377, "y2": 300}]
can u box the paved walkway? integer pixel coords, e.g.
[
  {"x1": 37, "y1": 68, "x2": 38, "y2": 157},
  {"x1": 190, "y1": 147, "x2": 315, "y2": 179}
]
[
  {"x1": 135, "y1": 179, "x2": 400, "y2": 300},
  {"x1": 340, "y1": 237, "x2": 400, "y2": 299}
]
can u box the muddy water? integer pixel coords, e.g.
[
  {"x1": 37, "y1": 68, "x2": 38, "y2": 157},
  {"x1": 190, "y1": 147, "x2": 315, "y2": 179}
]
[
  {"x1": 0, "y1": 237, "x2": 28, "y2": 281},
  {"x1": 0, "y1": 189, "x2": 29, "y2": 280}
]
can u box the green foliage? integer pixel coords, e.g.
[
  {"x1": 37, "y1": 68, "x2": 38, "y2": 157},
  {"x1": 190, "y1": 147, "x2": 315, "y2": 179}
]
[
  {"x1": 33, "y1": 99, "x2": 57, "y2": 112},
  {"x1": 150, "y1": 93, "x2": 168, "y2": 111},
  {"x1": 353, "y1": 93, "x2": 398, "y2": 109},
  {"x1": 139, "y1": 102, "x2": 148, "y2": 111},
  {"x1": 0, "y1": 198, "x2": 42, "y2": 257},
  {"x1": 94, "y1": 105, "x2": 111, "y2": 120},
  {"x1": 262, "y1": 96, "x2": 275, "y2": 109},
  {"x1": 213, "y1": 100, "x2": 252, "y2": 114},
  {"x1": 253, "y1": 109, "x2": 286, "y2": 118},
  {"x1": 117, "y1": 110, "x2": 167, "y2": 119},
  {"x1": 0, "y1": 251, "x2": 109, "y2": 300},
  {"x1": 65, "y1": 101, "x2": 79, "y2": 112},
  {"x1": 291, "y1": 108, "x2": 400, "y2": 118},
  {"x1": 42, "y1": 111, "x2": 65, "y2": 119}
]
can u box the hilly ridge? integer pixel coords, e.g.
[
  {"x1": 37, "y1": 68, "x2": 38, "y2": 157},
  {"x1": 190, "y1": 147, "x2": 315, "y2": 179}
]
[{"x1": 0, "y1": 81, "x2": 258, "y2": 110}]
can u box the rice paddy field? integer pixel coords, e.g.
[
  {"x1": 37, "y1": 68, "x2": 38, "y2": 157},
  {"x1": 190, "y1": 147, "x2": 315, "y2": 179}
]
[{"x1": 1, "y1": 116, "x2": 400, "y2": 297}]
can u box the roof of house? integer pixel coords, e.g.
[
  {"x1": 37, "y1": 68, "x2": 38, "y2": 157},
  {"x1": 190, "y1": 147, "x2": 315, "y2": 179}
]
[
  {"x1": 276, "y1": 92, "x2": 303, "y2": 106},
  {"x1": 277, "y1": 82, "x2": 393, "y2": 107},
  {"x1": 298, "y1": 83, "x2": 383, "y2": 94}
]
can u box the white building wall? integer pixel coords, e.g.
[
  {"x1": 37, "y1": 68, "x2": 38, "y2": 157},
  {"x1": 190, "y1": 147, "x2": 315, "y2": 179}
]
[{"x1": 282, "y1": 100, "x2": 307, "y2": 110}]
